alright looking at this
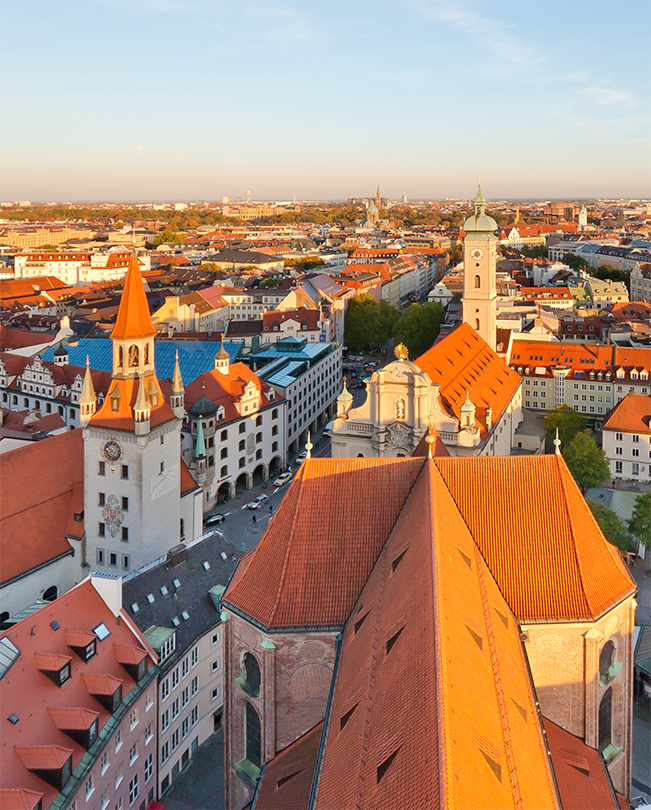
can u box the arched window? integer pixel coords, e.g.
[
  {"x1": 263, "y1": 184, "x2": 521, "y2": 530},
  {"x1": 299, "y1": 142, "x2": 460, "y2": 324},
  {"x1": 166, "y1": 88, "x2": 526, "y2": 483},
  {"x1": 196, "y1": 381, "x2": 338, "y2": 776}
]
[
  {"x1": 239, "y1": 439, "x2": 245, "y2": 452},
  {"x1": 128, "y1": 345, "x2": 139, "y2": 367},
  {"x1": 598, "y1": 687, "x2": 612, "y2": 753},
  {"x1": 238, "y1": 652, "x2": 261, "y2": 698},
  {"x1": 245, "y1": 702, "x2": 261, "y2": 768},
  {"x1": 118, "y1": 346, "x2": 124, "y2": 367},
  {"x1": 0, "y1": 611, "x2": 10, "y2": 628},
  {"x1": 474, "y1": 275, "x2": 481, "y2": 289},
  {"x1": 475, "y1": 318, "x2": 480, "y2": 330},
  {"x1": 42, "y1": 586, "x2": 58, "y2": 602},
  {"x1": 239, "y1": 423, "x2": 246, "y2": 434},
  {"x1": 144, "y1": 343, "x2": 150, "y2": 364},
  {"x1": 599, "y1": 640, "x2": 621, "y2": 685}
]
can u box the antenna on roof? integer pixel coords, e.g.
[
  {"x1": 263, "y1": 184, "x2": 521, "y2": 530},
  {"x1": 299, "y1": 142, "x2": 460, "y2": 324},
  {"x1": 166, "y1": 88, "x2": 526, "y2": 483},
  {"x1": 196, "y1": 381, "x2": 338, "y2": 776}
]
[
  {"x1": 553, "y1": 427, "x2": 561, "y2": 456},
  {"x1": 305, "y1": 431, "x2": 313, "y2": 460}
]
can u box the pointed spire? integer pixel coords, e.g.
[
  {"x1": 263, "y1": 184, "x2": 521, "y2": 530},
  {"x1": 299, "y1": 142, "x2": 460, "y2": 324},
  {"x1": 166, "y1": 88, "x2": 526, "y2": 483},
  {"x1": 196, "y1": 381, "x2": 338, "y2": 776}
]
[
  {"x1": 171, "y1": 349, "x2": 184, "y2": 395},
  {"x1": 472, "y1": 179, "x2": 486, "y2": 215},
  {"x1": 111, "y1": 253, "x2": 156, "y2": 341},
  {"x1": 133, "y1": 373, "x2": 151, "y2": 427},
  {"x1": 553, "y1": 427, "x2": 561, "y2": 456},
  {"x1": 194, "y1": 418, "x2": 206, "y2": 460},
  {"x1": 79, "y1": 355, "x2": 96, "y2": 426}
]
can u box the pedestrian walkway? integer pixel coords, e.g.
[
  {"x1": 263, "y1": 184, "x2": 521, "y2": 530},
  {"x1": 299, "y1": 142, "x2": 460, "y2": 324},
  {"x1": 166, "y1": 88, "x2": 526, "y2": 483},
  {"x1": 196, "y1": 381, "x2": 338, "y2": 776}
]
[{"x1": 163, "y1": 729, "x2": 224, "y2": 810}]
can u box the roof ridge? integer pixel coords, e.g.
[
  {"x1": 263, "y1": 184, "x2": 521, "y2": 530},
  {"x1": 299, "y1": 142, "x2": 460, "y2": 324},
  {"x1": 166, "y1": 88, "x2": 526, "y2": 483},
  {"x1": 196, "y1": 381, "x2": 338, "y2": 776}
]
[
  {"x1": 554, "y1": 456, "x2": 593, "y2": 618},
  {"x1": 473, "y1": 541, "x2": 523, "y2": 807}
]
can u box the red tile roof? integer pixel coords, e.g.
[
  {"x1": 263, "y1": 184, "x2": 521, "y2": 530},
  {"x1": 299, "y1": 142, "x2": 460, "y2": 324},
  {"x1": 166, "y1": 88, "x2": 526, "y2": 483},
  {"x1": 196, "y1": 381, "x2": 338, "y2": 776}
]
[
  {"x1": 224, "y1": 458, "x2": 425, "y2": 629},
  {"x1": 254, "y1": 723, "x2": 323, "y2": 810},
  {"x1": 0, "y1": 430, "x2": 83, "y2": 585},
  {"x1": 544, "y1": 718, "x2": 621, "y2": 809},
  {"x1": 0, "y1": 579, "x2": 156, "y2": 806},
  {"x1": 602, "y1": 393, "x2": 651, "y2": 435},
  {"x1": 111, "y1": 254, "x2": 156, "y2": 341},
  {"x1": 0, "y1": 789, "x2": 43, "y2": 809}
]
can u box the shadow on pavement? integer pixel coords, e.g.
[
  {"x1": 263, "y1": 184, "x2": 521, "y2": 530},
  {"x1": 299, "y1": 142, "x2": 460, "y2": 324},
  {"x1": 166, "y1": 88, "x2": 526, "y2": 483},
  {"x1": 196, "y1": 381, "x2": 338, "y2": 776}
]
[{"x1": 162, "y1": 728, "x2": 224, "y2": 810}]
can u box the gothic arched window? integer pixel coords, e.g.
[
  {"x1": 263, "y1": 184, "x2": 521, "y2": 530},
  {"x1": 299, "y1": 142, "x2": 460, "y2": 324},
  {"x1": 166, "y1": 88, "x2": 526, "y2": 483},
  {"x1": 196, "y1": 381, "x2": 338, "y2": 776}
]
[
  {"x1": 474, "y1": 274, "x2": 481, "y2": 289},
  {"x1": 598, "y1": 687, "x2": 612, "y2": 753},
  {"x1": 245, "y1": 702, "x2": 262, "y2": 768},
  {"x1": 239, "y1": 652, "x2": 261, "y2": 698},
  {"x1": 118, "y1": 346, "x2": 124, "y2": 367},
  {"x1": 145, "y1": 343, "x2": 150, "y2": 365},
  {"x1": 128, "y1": 345, "x2": 139, "y2": 367},
  {"x1": 475, "y1": 318, "x2": 480, "y2": 331}
]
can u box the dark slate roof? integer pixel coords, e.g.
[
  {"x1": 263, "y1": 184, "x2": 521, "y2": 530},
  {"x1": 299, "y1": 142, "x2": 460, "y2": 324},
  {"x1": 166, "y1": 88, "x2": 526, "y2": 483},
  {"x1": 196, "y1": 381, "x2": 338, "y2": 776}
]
[
  {"x1": 211, "y1": 249, "x2": 279, "y2": 265},
  {"x1": 225, "y1": 320, "x2": 263, "y2": 337},
  {"x1": 122, "y1": 534, "x2": 241, "y2": 673}
]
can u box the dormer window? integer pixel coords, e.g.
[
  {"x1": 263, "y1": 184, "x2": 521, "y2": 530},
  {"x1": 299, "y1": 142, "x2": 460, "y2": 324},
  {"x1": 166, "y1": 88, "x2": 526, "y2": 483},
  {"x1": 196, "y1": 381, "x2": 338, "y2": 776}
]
[
  {"x1": 35, "y1": 654, "x2": 72, "y2": 688},
  {"x1": 66, "y1": 630, "x2": 97, "y2": 663}
]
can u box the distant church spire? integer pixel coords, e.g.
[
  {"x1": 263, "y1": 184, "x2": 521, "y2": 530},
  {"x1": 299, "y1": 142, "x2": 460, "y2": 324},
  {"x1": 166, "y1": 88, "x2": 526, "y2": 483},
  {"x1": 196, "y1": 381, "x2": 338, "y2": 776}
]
[
  {"x1": 170, "y1": 349, "x2": 185, "y2": 419},
  {"x1": 375, "y1": 184, "x2": 381, "y2": 208}
]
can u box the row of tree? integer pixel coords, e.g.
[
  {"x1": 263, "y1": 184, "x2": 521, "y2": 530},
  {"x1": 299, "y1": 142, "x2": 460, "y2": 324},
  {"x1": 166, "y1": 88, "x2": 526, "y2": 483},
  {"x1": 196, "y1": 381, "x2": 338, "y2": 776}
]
[
  {"x1": 543, "y1": 405, "x2": 650, "y2": 552},
  {"x1": 344, "y1": 296, "x2": 445, "y2": 359}
]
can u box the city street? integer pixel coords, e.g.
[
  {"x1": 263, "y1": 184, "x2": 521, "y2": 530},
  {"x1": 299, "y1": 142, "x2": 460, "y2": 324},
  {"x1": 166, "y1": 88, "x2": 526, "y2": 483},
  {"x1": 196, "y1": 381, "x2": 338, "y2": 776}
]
[{"x1": 203, "y1": 428, "x2": 332, "y2": 554}]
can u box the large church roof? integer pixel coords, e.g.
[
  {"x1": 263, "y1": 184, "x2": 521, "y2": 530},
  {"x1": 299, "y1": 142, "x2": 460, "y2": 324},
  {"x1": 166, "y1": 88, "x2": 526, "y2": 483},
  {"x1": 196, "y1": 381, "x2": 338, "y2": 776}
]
[
  {"x1": 313, "y1": 461, "x2": 559, "y2": 810},
  {"x1": 223, "y1": 455, "x2": 634, "y2": 630}
]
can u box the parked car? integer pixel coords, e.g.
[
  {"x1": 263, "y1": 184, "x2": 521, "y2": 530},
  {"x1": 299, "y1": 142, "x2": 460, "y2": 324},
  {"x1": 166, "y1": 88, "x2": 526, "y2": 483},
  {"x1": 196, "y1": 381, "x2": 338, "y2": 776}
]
[
  {"x1": 204, "y1": 513, "x2": 225, "y2": 526},
  {"x1": 247, "y1": 494, "x2": 269, "y2": 509},
  {"x1": 295, "y1": 452, "x2": 307, "y2": 465},
  {"x1": 274, "y1": 472, "x2": 293, "y2": 487}
]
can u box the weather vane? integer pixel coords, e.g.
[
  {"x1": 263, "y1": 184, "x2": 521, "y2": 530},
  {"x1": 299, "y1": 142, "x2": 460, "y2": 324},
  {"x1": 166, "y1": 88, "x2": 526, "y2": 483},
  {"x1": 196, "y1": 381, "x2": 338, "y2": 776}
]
[{"x1": 394, "y1": 343, "x2": 408, "y2": 361}]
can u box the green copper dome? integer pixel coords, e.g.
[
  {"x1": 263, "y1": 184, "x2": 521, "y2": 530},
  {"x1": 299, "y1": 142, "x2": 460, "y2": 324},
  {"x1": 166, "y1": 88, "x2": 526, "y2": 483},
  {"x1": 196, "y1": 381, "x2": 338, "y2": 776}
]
[{"x1": 463, "y1": 182, "x2": 497, "y2": 232}]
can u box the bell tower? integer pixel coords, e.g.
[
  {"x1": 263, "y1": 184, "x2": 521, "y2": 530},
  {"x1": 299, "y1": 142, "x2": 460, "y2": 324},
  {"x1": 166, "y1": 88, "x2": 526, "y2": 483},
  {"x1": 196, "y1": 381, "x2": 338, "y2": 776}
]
[{"x1": 462, "y1": 182, "x2": 497, "y2": 350}]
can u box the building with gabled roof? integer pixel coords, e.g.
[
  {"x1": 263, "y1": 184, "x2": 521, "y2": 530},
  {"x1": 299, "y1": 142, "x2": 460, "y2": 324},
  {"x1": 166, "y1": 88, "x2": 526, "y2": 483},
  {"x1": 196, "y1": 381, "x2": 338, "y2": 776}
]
[
  {"x1": 601, "y1": 393, "x2": 651, "y2": 482},
  {"x1": 0, "y1": 576, "x2": 158, "y2": 810},
  {"x1": 221, "y1": 453, "x2": 635, "y2": 809}
]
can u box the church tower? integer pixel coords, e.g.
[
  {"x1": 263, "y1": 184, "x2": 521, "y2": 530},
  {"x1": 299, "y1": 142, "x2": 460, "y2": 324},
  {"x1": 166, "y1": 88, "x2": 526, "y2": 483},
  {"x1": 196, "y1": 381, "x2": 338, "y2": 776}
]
[
  {"x1": 462, "y1": 182, "x2": 498, "y2": 350},
  {"x1": 83, "y1": 253, "x2": 198, "y2": 575}
]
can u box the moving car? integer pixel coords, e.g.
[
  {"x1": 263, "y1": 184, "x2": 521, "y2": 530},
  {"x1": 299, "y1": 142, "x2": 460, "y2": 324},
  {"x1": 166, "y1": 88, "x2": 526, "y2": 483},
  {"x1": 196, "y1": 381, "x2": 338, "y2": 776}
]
[
  {"x1": 295, "y1": 452, "x2": 307, "y2": 465},
  {"x1": 247, "y1": 494, "x2": 269, "y2": 509},
  {"x1": 204, "y1": 513, "x2": 225, "y2": 526},
  {"x1": 274, "y1": 472, "x2": 293, "y2": 487}
]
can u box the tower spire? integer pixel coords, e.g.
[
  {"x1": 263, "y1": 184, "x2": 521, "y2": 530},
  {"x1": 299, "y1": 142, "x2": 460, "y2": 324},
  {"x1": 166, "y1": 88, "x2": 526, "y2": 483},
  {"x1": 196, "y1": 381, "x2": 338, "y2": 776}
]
[
  {"x1": 170, "y1": 349, "x2": 185, "y2": 419},
  {"x1": 112, "y1": 253, "x2": 156, "y2": 342},
  {"x1": 79, "y1": 355, "x2": 97, "y2": 427}
]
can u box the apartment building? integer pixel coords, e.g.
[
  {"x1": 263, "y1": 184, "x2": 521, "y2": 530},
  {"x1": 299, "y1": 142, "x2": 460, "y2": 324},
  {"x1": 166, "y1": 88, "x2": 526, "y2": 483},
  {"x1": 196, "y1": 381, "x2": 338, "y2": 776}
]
[
  {"x1": 122, "y1": 536, "x2": 241, "y2": 799},
  {"x1": 602, "y1": 394, "x2": 651, "y2": 483},
  {"x1": 251, "y1": 336, "x2": 342, "y2": 454},
  {"x1": 630, "y1": 262, "x2": 651, "y2": 304},
  {"x1": 0, "y1": 576, "x2": 159, "y2": 810},
  {"x1": 14, "y1": 248, "x2": 149, "y2": 284},
  {"x1": 508, "y1": 339, "x2": 650, "y2": 421}
]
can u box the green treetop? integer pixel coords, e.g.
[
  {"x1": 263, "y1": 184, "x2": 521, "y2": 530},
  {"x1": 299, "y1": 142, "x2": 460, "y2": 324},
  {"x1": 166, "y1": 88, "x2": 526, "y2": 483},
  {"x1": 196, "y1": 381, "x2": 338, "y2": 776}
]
[{"x1": 562, "y1": 430, "x2": 610, "y2": 492}]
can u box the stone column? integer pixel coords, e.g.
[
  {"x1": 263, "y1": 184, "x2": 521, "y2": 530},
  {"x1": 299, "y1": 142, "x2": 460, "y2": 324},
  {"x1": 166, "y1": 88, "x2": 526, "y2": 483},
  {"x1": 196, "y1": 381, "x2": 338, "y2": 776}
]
[{"x1": 260, "y1": 638, "x2": 277, "y2": 762}]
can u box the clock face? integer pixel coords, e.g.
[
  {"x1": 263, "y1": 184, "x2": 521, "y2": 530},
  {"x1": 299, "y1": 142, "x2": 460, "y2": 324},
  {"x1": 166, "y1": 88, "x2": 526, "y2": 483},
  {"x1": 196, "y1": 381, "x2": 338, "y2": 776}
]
[
  {"x1": 102, "y1": 440, "x2": 122, "y2": 462},
  {"x1": 470, "y1": 248, "x2": 484, "y2": 261}
]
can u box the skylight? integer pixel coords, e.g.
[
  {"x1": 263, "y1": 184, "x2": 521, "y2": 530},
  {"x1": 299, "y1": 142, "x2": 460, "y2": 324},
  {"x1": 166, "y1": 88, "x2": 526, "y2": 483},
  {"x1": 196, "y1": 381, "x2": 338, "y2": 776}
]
[
  {"x1": 160, "y1": 586, "x2": 169, "y2": 596},
  {"x1": 181, "y1": 611, "x2": 190, "y2": 621},
  {"x1": 131, "y1": 603, "x2": 139, "y2": 614},
  {"x1": 172, "y1": 579, "x2": 181, "y2": 589},
  {"x1": 147, "y1": 594, "x2": 155, "y2": 604},
  {"x1": 202, "y1": 561, "x2": 211, "y2": 571},
  {"x1": 172, "y1": 616, "x2": 180, "y2": 627},
  {"x1": 93, "y1": 622, "x2": 110, "y2": 641}
]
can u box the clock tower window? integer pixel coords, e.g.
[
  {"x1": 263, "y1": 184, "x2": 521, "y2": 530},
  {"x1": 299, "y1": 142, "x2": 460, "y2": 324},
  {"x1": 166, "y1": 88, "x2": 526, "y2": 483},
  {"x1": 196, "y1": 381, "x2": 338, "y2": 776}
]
[{"x1": 474, "y1": 275, "x2": 481, "y2": 289}]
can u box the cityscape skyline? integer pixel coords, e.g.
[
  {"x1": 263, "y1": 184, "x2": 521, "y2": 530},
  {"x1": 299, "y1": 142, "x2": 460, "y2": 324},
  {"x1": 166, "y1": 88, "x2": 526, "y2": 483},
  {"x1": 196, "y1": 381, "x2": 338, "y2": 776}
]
[{"x1": 2, "y1": 0, "x2": 650, "y2": 201}]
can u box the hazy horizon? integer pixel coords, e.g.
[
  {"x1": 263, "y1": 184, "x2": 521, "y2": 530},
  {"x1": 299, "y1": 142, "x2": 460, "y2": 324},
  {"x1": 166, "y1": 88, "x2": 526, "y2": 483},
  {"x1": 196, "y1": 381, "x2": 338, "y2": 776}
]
[{"x1": 2, "y1": 0, "x2": 650, "y2": 202}]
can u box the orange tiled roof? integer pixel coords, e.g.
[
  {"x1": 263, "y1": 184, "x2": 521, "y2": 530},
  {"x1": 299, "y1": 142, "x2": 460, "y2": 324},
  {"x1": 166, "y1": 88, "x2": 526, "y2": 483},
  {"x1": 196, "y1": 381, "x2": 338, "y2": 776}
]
[
  {"x1": 314, "y1": 460, "x2": 559, "y2": 810},
  {"x1": 254, "y1": 723, "x2": 323, "y2": 810},
  {"x1": 0, "y1": 789, "x2": 43, "y2": 810},
  {"x1": 90, "y1": 375, "x2": 175, "y2": 432},
  {"x1": 602, "y1": 393, "x2": 651, "y2": 435},
  {"x1": 224, "y1": 455, "x2": 634, "y2": 630},
  {"x1": 544, "y1": 719, "x2": 622, "y2": 809},
  {"x1": 416, "y1": 323, "x2": 521, "y2": 439},
  {"x1": 224, "y1": 458, "x2": 425, "y2": 629},
  {"x1": 0, "y1": 580, "x2": 155, "y2": 806},
  {"x1": 111, "y1": 254, "x2": 156, "y2": 340},
  {"x1": 0, "y1": 430, "x2": 83, "y2": 585}
]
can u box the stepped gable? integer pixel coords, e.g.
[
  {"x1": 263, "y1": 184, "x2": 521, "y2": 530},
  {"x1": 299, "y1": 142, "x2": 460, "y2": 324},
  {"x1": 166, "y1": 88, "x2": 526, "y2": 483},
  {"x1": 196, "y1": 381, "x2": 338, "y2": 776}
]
[
  {"x1": 313, "y1": 460, "x2": 558, "y2": 810},
  {"x1": 110, "y1": 254, "x2": 156, "y2": 341},
  {"x1": 223, "y1": 457, "x2": 424, "y2": 629},
  {"x1": 433, "y1": 454, "x2": 634, "y2": 623},
  {"x1": 0, "y1": 430, "x2": 83, "y2": 585},
  {"x1": 254, "y1": 722, "x2": 323, "y2": 810},
  {"x1": 416, "y1": 322, "x2": 520, "y2": 437}
]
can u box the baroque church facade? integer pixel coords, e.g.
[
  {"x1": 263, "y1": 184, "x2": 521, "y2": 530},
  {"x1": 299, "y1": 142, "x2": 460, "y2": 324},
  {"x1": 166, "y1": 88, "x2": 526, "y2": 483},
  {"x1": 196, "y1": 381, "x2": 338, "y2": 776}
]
[{"x1": 330, "y1": 185, "x2": 523, "y2": 459}]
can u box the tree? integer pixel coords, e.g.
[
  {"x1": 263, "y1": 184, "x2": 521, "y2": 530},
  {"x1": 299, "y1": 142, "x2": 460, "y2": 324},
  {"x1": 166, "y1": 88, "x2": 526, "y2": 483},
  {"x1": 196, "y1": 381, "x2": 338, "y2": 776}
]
[
  {"x1": 593, "y1": 264, "x2": 630, "y2": 291},
  {"x1": 344, "y1": 295, "x2": 399, "y2": 351},
  {"x1": 562, "y1": 430, "x2": 610, "y2": 492},
  {"x1": 392, "y1": 302, "x2": 445, "y2": 359},
  {"x1": 627, "y1": 491, "x2": 651, "y2": 549},
  {"x1": 587, "y1": 501, "x2": 632, "y2": 552},
  {"x1": 543, "y1": 404, "x2": 588, "y2": 449},
  {"x1": 152, "y1": 230, "x2": 185, "y2": 246},
  {"x1": 562, "y1": 253, "x2": 589, "y2": 271}
]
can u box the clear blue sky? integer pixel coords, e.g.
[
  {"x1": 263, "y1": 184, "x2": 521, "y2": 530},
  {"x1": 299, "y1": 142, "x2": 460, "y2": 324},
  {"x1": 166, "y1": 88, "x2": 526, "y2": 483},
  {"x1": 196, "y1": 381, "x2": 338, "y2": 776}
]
[{"x1": 2, "y1": 0, "x2": 650, "y2": 201}]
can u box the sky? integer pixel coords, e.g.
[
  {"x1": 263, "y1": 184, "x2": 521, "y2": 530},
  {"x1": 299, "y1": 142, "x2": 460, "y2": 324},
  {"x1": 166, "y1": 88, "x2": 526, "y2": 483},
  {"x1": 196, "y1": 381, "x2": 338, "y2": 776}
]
[{"x1": 2, "y1": 0, "x2": 650, "y2": 201}]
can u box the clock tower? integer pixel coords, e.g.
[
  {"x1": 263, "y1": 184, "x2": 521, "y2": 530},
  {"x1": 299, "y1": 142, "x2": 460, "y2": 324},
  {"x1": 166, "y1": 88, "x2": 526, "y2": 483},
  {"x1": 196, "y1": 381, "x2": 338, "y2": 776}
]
[
  {"x1": 83, "y1": 254, "x2": 200, "y2": 576},
  {"x1": 462, "y1": 183, "x2": 498, "y2": 350}
]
